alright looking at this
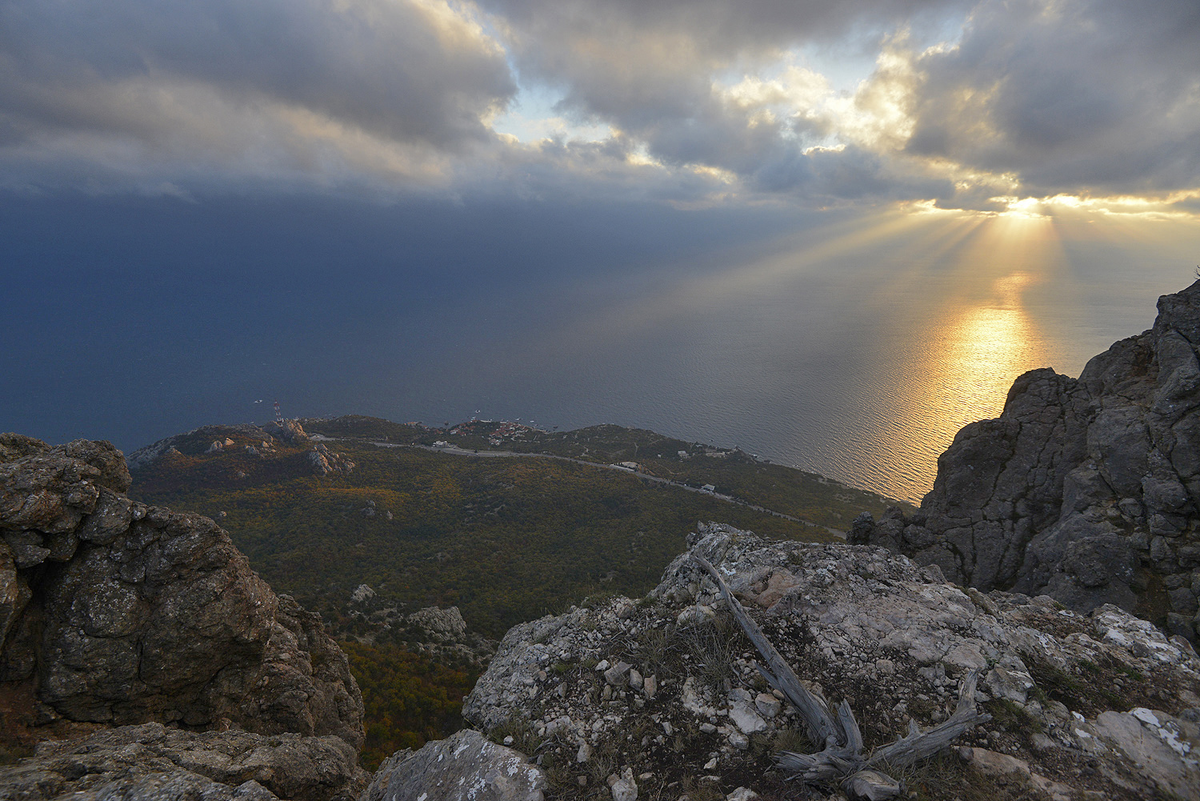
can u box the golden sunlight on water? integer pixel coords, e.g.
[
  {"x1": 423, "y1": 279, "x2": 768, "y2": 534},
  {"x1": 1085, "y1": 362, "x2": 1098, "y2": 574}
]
[
  {"x1": 854, "y1": 269, "x2": 1050, "y2": 504},
  {"x1": 830, "y1": 206, "x2": 1066, "y2": 503},
  {"x1": 923, "y1": 274, "x2": 1043, "y2": 434},
  {"x1": 541, "y1": 203, "x2": 1198, "y2": 509}
]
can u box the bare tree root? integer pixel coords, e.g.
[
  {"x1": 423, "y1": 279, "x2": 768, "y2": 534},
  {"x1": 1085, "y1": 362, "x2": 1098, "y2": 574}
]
[{"x1": 692, "y1": 555, "x2": 990, "y2": 801}]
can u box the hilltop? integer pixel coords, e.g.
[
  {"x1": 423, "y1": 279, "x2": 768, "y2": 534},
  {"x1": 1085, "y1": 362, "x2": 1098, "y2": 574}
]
[{"x1": 127, "y1": 417, "x2": 900, "y2": 640}]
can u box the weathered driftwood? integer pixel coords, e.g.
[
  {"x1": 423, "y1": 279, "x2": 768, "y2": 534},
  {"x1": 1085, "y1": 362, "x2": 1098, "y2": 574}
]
[{"x1": 692, "y1": 555, "x2": 990, "y2": 801}]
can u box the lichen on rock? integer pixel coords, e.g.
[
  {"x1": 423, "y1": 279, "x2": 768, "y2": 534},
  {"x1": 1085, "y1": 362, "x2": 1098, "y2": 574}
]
[
  {"x1": 0, "y1": 722, "x2": 365, "y2": 801},
  {"x1": 462, "y1": 522, "x2": 1200, "y2": 799}
]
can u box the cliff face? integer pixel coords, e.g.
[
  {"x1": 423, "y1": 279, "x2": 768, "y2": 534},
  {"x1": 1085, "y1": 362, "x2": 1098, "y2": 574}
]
[
  {"x1": 0, "y1": 434, "x2": 366, "y2": 799},
  {"x1": 851, "y1": 281, "x2": 1200, "y2": 641}
]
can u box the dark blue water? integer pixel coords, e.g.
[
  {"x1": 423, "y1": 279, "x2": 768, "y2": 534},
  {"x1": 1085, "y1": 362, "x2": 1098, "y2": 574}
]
[{"x1": 4, "y1": 194, "x2": 1195, "y2": 504}]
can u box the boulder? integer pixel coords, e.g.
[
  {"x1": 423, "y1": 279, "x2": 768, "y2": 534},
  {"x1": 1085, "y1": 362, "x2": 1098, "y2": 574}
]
[
  {"x1": 0, "y1": 722, "x2": 366, "y2": 801},
  {"x1": 0, "y1": 438, "x2": 364, "y2": 755},
  {"x1": 359, "y1": 729, "x2": 545, "y2": 801},
  {"x1": 265, "y1": 420, "x2": 310, "y2": 445},
  {"x1": 405, "y1": 606, "x2": 469, "y2": 643},
  {"x1": 308, "y1": 444, "x2": 355, "y2": 476}
]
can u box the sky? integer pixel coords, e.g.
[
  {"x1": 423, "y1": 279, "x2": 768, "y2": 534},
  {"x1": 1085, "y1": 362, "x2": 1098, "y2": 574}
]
[{"x1": 3, "y1": 0, "x2": 1200, "y2": 497}]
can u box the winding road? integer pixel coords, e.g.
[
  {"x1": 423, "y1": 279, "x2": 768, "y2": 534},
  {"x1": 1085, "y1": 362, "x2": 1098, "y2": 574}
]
[{"x1": 366, "y1": 440, "x2": 844, "y2": 538}]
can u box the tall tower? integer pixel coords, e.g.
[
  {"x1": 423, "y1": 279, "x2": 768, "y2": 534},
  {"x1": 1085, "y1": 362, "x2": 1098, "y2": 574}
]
[{"x1": 274, "y1": 399, "x2": 283, "y2": 424}]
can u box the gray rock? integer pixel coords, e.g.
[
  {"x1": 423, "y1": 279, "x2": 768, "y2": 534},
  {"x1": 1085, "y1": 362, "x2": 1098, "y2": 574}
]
[
  {"x1": 0, "y1": 439, "x2": 365, "y2": 751},
  {"x1": 984, "y1": 655, "x2": 1035, "y2": 704},
  {"x1": 725, "y1": 787, "x2": 758, "y2": 801},
  {"x1": 609, "y1": 768, "x2": 637, "y2": 801},
  {"x1": 853, "y1": 281, "x2": 1200, "y2": 639},
  {"x1": 406, "y1": 606, "x2": 468, "y2": 643},
  {"x1": 604, "y1": 660, "x2": 632, "y2": 686},
  {"x1": 1090, "y1": 709, "x2": 1200, "y2": 800},
  {"x1": 463, "y1": 523, "x2": 1200, "y2": 801},
  {"x1": 754, "y1": 692, "x2": 781, "y2": 719},
  {"x1": 0, "y1": 433, "x2": 53, "y2": 464},
  {"x1": 0, "y1": 722, "x2": 366, "y2": 801},
  {"x1": 308, "y1": 444, "x2": 355, "y2": 476},
  {"x1": 727, "y1": 688, "x2": 767, "y2": 734},
  {"x1": 264, "y1": 420, "x2": 311, "y2": 445},
  {"x1": 359, "y1": 729, "x2": 545, "y2": 801}
]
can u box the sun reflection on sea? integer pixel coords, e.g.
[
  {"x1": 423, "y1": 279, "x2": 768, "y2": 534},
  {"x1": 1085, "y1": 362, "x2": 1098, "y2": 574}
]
[
  {"x1": 844, "y1": 213, "x2": 1061, "y2": 504},
  {"x1": 925, "y1": 272, "x2": 1043, "y2": 430},
  {"x1": 514, "y1": 199, "x2": 1196, "y2": 508}
]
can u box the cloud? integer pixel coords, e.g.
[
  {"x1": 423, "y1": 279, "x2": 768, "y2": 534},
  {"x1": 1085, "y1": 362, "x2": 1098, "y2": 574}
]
[
  {"x1": 904, "y1": 0, "x2": 1200, "y2": 199},
  {"x1": 481, "y1": 0, "x2": 965, "y2": 198},
  {"x1": 0, "y1": 0, "x2": 516, "y2": 185},
  {"x1": 484, "y1": 0, "x2": 962, "y2": 64},
  {"x1": 3, "y1": 0, "x2": 1198, "y2": 209},
  {"x1": 481, "y1": 0, "x2": 1200, "y2": 208}
]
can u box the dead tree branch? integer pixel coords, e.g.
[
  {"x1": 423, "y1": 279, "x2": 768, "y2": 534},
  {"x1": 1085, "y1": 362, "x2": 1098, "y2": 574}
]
[{"x1": 692, "y1": 554, "x2": 990, "y2": 800}]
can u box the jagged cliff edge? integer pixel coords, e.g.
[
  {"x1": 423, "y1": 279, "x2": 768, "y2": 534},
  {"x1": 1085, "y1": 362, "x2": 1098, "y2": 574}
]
[{"x1": 852, "y1": 280, "x2": 1200, "y2": 644}]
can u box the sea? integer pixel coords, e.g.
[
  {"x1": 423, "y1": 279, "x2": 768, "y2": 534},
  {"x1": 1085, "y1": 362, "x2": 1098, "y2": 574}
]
[
  {"x1": 7, "y1": 196, "x2": 1196, "y2": 506},
  {"x1": 377, "y1": 208, "x2": 1198, "y2": 505}
]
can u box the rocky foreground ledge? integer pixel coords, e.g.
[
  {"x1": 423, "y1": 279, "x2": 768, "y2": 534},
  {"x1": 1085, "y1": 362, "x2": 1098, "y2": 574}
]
[
  {"x1": 0, "y1": 434, "x2": 367, "y2": 801},
  {"x1": 446, "y1": 523, "x2": 1200, "y2": 800},
  {"x1": 2, "y1": 431, "x2": 1200, "y2": 800}
]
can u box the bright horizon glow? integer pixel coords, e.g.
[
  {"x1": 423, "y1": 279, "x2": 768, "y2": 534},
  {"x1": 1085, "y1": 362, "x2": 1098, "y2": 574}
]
[{"x1": 521, "y1": 197, "x2": 1196, "y2": 503}]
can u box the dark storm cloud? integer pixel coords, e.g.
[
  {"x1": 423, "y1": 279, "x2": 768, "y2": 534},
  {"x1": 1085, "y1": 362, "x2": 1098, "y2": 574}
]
[
  {"x1": 0, "y1": 0, "x2": 515, "y2": 156},
  {"x1": 0, "y1": 189, "x2": 807, "y2": 449},
  {"x1": 483, "y1": 0, "x2": 963, "y2": 59},
  {"x1": 2, "y1": 0, "x2": 1198, "y2": 206},
  {"x1": 907, "y1": 0, "x2": 1200, "y2": 198}
]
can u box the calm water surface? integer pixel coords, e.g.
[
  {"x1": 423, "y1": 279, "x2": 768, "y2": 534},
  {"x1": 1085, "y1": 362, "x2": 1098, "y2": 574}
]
[{"x1": 389, "y1": 209, "x2": 1197, "y2": 505}]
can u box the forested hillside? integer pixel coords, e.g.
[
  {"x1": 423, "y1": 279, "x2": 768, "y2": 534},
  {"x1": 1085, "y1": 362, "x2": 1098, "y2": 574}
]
[
  {"x1": 130, "y1": 416, "x2": 900, "y2": 636},
  {"x1": 128, "y1": 415, "x2": 903, "y2": 766}
]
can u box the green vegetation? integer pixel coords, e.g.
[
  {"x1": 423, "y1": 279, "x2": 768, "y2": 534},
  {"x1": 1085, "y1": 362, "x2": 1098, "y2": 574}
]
[
  {"x1": 320, "y1": 417, "x2": 910, "y2": 528},
  {"x1": 901, "y1": 751, "x2": 1042, "y2": 801},
  {"x1": 129, "y1": 414, "x2": 907, "y2": 767},
  {"x1": 136, "y1": 443, "x2": 835, "y2": 638},
  {"x1": 340, "y1": 641, "x2": 477, "y2": 770},
  {"x1": 132, "y1": 416, "x2": 900, "y2": 638},
  {"x1": 983, "y1": 698, "x2": 1044, "y2": 738}
]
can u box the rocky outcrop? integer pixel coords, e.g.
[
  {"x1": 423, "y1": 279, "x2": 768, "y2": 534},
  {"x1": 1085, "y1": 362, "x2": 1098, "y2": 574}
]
[
  {"x1": 344, "y1": 589, "x2": 495, "y2": 667},
  {"x1": 360, "y1": 729, "x2": 546, "y2": 801},
  {"x1": 463, "y1": 523, "x2": 1200, "y2": 800},
  {"x1": 0, "y1": 722, "x2": 363, "y2": 801},
  {"x1": 129, "y1": 421, "x2": 355, "y2": 479},
  {"x1": 851, "y1": 281, "x2": 1200, "y2": 640},
  {"x1": 307, "y1": 444, "x2": 355, "y2": 476},
  {"x1": 265, "y1": 420, "x2": 311, "y2": 446},
  {"x1": 126, "y1": 424, "x2": 281, "y2": 470},
  {"x1": 0, "y1": 437, "x2": 365, "y2": 760},
  {"x1": 406, "y1": 606, "x2": 469, "y2": 643}
]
